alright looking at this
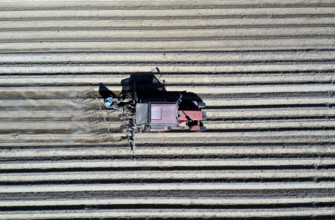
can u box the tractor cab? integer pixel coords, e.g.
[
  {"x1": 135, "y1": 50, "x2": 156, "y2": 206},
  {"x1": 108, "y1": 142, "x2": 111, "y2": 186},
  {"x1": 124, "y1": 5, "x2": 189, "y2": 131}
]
[{"x1": 136, "y1": 102, "x2": 179, "y2": 132}]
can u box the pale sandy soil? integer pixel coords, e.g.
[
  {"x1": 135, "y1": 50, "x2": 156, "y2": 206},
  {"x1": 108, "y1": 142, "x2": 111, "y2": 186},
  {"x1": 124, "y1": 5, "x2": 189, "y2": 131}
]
[{"x1": 0, "y1": 0, "x2": 335, "y2": 219}]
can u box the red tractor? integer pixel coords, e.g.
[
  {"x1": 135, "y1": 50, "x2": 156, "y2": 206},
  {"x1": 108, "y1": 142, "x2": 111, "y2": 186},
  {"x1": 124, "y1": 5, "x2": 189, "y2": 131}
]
[
  {"x1": 100, "y1": 74, "x2": 206, "y2": 153},
  {"x1": 134, "y1": 94, "x2": 206, "y2": 132}
]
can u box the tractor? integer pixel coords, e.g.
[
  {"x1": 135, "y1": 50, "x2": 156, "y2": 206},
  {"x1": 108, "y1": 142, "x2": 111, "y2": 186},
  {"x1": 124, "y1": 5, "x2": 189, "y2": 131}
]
[{"x1": 100, "y1": 74, "x2": 206, "y2": 153}]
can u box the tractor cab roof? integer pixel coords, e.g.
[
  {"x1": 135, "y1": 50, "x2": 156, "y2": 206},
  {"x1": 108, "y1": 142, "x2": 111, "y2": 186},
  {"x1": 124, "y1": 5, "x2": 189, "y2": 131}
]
[{"x1": 136, "y1": 102, "x2": 178, "y2": 126}]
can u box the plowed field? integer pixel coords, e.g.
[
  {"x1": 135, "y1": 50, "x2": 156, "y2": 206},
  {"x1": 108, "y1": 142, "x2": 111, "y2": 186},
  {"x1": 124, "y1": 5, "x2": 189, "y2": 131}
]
[{"x1": 1, "y1": 0, "x2": 335, "y2": 219}]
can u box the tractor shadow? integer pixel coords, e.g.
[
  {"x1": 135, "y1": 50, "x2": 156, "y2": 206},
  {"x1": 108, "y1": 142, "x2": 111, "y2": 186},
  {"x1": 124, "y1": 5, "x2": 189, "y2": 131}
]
[
  {"x1": 98, "y1": 83, "x2": 116, "y2": 99},
  {"x1": 120, "y1": 73, "x2": 204, "y2": 110}
]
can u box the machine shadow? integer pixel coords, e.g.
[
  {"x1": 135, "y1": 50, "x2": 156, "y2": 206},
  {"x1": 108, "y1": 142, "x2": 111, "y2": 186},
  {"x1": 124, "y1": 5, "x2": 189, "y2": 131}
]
[
  {"x1": 120, "y1": 73, "x2": 204, "y2": 110},
  {"x1": 98, "y1": 82, "x2": 116, "y2": 99}
]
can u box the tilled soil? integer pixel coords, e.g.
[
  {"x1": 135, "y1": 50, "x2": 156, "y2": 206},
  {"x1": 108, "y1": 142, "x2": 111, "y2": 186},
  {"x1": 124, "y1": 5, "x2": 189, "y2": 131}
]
[{"x1": 0, "y1": 0, "x2": 335, "y2": 219}]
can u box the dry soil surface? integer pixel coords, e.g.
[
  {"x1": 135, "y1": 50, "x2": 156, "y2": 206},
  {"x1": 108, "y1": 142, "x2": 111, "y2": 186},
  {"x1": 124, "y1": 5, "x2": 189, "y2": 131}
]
[{"x1": 1, "y1": 0, "x2": 335, "y2": 219}]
